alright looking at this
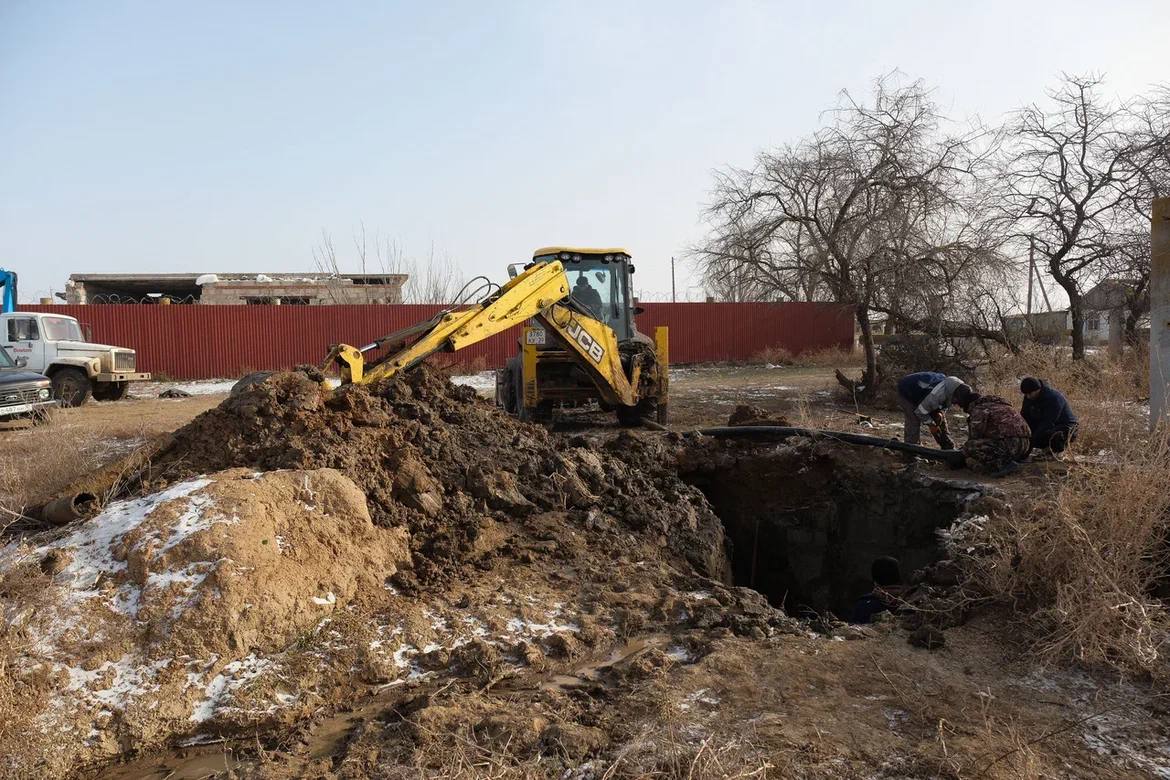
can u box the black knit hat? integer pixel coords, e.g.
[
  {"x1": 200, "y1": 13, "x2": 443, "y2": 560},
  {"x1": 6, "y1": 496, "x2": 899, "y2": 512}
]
[
  {"x1": 1020, "y1": 377, "x2": 1042, "y2": 394},
  {"x1": 952, "y1": 383, "x2": 976, "y2": 410}
]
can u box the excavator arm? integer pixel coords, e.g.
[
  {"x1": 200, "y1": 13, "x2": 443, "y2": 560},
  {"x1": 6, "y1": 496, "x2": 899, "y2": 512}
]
[{"x1": 325, "y1": 261, "x2": 642, "y2": 405}]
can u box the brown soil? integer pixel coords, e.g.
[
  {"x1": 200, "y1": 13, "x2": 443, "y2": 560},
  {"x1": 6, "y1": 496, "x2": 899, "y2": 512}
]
[
  {"x1": 135, "y1": 368, "x2": 729, "y2": 585},
  {"x1": 2, "y1": 366, "x2": 1167, "y2": 779}
]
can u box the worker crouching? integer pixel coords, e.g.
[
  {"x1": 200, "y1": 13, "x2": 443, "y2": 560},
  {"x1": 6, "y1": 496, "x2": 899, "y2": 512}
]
[
  {"x1": 953, "y1": 385, "x2": 1032, "y2": 477},
  {"x1": 1020, "y1": 376, "x2": 1079, "y2": 455}
]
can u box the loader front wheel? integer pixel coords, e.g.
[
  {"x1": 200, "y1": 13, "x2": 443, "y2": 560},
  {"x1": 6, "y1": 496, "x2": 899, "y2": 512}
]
[{"x1": 616, "y1": 398, "x2": 658, "y2": 427}]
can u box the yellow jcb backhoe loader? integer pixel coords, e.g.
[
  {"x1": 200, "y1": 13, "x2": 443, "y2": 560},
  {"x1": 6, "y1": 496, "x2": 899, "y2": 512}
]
[{"x1": 322, "y1": 247, "x2": 668, "y2": 426}]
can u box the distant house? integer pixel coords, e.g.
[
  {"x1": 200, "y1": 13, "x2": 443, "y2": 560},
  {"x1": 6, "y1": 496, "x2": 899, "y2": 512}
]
[
  {"x1": 1003, "y1": 278, "x2": 1149, "y2": 348},
  {"x1": 1082, "y1": 278, "x2": 1148, "y2": 346}
]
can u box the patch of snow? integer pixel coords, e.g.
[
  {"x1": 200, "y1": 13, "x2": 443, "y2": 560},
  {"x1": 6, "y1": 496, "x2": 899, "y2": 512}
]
[
  {"x1": 937, "y1": 513, "x2": 989, "y2": 552},
  {"x1": 159, "y1": 495, "x2": 237, "y2": 552},
  {"x1": 678, "y1": 688, "x2": 721, "y2": 711},
  {"x1": 190, "y1": 654, "x2": 273, "y2": 722},
  {"x1": 392, "y1": 645, "x2": 417, "y2": 669},
  {"x1": 505, "y1": 616, "x2": 580, "y2": 637},
  {"x1": 0, "y1": 478, "x2": 213, "y2": 604},
  {"x1": 311, "y1": 591, "x2": 337, "y2": 606},
  {"x1": 449, "y1": 370, "x2": 497, "y2": 395},
  {"x1": 64, "y1": 655, "x2": 172, "y2": 710},
  {"x1": 1018, "y1": 669, "x2": 1170, "y2": 778},
  {"x1": 135, "y1": 380, "x2": 238, "y2": 398},
  {"x1": 179, "y1": 733, "x2": 225, "y2": 747}
]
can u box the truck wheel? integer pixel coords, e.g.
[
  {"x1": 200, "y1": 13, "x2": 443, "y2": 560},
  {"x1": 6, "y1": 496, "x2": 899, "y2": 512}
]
[
  {"x1": 92, "y1": 381, "x2": 129, "y2": 402},
  {"x1": 51, "y1": 368, "x2": 91, "y2": 407}
]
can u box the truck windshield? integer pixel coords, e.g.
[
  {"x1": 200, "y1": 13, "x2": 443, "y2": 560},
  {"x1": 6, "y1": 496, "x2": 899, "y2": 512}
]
[
  {"x1": 42, "y1": 317, "x2": 84, "y2": 342},
  {"x1": 0, "y1": 346, "x2": 13, "y2": 368}
]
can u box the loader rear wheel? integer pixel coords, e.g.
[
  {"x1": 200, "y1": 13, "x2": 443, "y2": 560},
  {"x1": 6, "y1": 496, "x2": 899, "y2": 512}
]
[
  {"x1": 511, "y1": 363, "x2": 529, "y2": 421},
  {"x1": 51, "y1": 368, "x2": 91, "y2": 407}
]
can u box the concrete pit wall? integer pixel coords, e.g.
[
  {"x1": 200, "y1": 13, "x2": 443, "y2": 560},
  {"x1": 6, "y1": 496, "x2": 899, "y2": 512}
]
[{"x1": 680, "y1": 443, "x2": 986, "y2": 618}]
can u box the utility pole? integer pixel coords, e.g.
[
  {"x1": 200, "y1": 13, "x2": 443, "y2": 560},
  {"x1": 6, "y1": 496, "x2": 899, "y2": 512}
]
[
  {"x1": 1151, "y1": 197, "x2": 1170, "y2": 430},
  {"x1": 1026, "y1": 239, "x2": 1034, "y2": 316},
  {"x1": 670, "y1": 257, "x2": 676, "y2": 303}
]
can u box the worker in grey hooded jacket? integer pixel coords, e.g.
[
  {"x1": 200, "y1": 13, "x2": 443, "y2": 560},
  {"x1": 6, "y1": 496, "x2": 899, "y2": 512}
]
[{"x1": 895, "y1": 372, "x2": 970, "y2": 448}]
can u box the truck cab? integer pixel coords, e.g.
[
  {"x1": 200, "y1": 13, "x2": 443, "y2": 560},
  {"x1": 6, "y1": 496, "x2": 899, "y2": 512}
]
[{"x1": 0, "y1": 312, "x2": 150, "y2": 406}]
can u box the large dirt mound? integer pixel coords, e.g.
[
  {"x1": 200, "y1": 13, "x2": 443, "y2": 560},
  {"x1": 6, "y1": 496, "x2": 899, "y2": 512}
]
[
  {"x1": 141, "y1": 367, "x2": 729, "y2": 584},
  {"x1": 0, "y1": 468, "x2": 409, "y2": 777}
]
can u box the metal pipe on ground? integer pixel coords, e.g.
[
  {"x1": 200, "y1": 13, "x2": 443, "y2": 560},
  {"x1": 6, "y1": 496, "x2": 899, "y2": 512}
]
[
  {"x1": 693, "y1": 426, "x2": 965, "y2": 466},
  {"x1": 40, "y1": 492, "x2": 98, "y2": 527}
]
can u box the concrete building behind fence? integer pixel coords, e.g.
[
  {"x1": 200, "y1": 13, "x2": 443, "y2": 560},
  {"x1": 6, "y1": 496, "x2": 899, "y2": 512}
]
[{"x1": 63, "y1": 272, "x2": 408, "y2": 305}]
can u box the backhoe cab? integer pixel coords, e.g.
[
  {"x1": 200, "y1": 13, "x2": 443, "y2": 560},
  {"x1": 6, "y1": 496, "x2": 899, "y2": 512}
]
[
  {"x1": 322, "y1": 246, "x2": 668, "y2": 427},
  {"x1": 495, "y1": 248, "x2": 668, "y2": 425}
]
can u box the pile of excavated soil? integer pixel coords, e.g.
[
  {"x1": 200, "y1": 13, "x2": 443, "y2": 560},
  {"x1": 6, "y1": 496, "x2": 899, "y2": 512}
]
[
  {"x1": 139, "y1": 367, "x2": 729, "y2": 584},
  {"x1": 2, "y1": 368, "x2": 770, "y2": 778}
]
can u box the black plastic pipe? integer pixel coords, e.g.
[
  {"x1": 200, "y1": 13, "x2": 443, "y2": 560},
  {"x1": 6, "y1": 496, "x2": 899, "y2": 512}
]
[{"x1": 694, "y1": 425, "x2": 965, "y2": 466}]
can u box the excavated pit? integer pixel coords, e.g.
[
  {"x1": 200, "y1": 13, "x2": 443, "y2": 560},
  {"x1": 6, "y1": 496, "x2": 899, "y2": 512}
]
[{"x1": 679, "y1": 442, "x2": 986, "y2": 618}]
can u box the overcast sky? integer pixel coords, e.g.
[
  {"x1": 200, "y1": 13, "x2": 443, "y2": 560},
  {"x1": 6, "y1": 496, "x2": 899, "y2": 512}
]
[{"x1": 1, "y1": 0, "x2": 1166, "y2": 303}]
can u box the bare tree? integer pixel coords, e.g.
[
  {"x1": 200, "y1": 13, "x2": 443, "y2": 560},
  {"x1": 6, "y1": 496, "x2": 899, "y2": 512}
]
[
  {"x1": 403, "y1": 244, "x2": 464, "y2": 305},
  {"x1": 698, "y1": 75, "x2": 997, "y2": 398},
  {"x1": 1001, "y1": 74, "x2": 1170, "y2": 359},
  {"x1": 313, "y1": 224, "x2": 466, "y2": 304}
]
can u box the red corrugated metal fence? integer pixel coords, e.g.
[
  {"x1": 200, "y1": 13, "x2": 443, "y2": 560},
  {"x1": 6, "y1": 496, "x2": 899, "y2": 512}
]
[{"x1": 21, "y1": 302, "x2": 854, "y2": 380}]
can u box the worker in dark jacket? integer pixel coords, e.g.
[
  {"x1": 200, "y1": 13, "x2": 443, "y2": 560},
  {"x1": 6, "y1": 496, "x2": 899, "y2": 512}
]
[
  {"x1": 1019, "y1": 377, "x2": 1078, "y2": 453},
  {"x1": 896, "y1": 372, "x2": 967, "y2": 448},
  {"x1": 571, "y1": 274, "x2": 604, "y2": 318},
  {"x1": 955, "y1": 385, "x2": 1033, "y2": 476},
  {"x1": 850, "y1": 556, "x2": 905, "y2": 624}
]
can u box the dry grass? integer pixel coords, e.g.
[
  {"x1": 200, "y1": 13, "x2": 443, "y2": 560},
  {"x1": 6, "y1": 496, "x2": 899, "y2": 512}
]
[
  {"x1": 751, "y1": 345, "x2": 860, "y2": 369},
  {"x1": 969, "y1": 346, "x2": 1170, "y2": 684},
  {"x1": 979, "y1": 431, "x2": 1170, "y2": 682},
  {"x1": 0, "y1": 561, "x2": 65, "y2": 780},
  {"x1": 0, "y1": 412, "x2": 153, "y2": 532},
  {"x1": 407, "y1": 723, "x2": 774, "y2": 779}
]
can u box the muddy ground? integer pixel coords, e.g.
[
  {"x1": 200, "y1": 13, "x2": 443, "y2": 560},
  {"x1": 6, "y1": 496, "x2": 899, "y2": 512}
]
[{"x1": 1, "y1": 366, "x2": 1167, "y2": 779}]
